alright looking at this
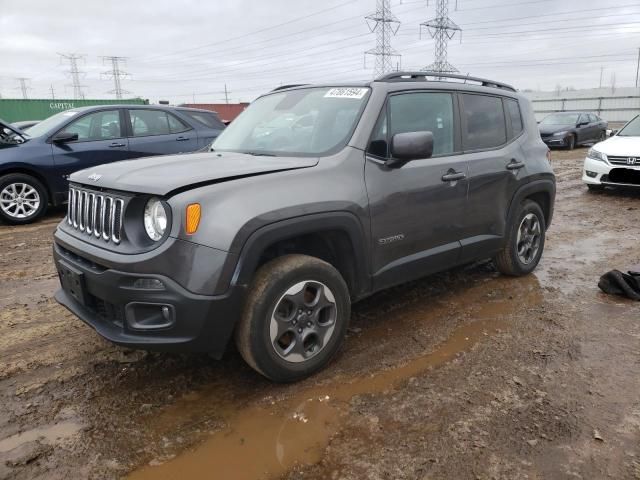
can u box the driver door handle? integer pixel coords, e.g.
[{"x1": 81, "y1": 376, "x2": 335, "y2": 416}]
[
  {"x1": 108, "y1": 142, "x2": 126, "y2": 148},
  {"x1": 506, "y1": 159, "x2": 525, "y2": 170},
  {"x1": 176, "y1": 136, "x2": 190, "y2": 141},
  {"x1": 441, "y1": 171, "x2": 466, "y2": 182}
]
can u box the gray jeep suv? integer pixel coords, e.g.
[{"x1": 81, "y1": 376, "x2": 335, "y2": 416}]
[{"x1": 53, "y1": 72, "x2": 555, "y2": 382}]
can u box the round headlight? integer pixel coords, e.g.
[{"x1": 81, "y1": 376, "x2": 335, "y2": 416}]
[{"x1": 144, "y1": 198, "x2": 167, "y2": 241}]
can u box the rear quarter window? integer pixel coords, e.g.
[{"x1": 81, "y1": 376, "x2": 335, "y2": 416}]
[
  {"x1": 504, "y1": 98, "x2": 524, "y2": 139},
  {"x1": 461, "y1": 94, "x2": 507, "y2": 151},
  {"x1": 181, "y1": 111, "x2": 225, "y2": 129}
]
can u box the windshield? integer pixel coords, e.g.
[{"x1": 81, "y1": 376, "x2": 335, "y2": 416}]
[
  {"x1": 212, "y1": 86, "x2": 370, "y2": 156},
  {"x1": 618, "y1": 115, "x2": 640, "y2": 137},
  {"x1": 540, "y1": 113, "x2": 580, "y2": 125},
  {"x1": 25, "y1": 110, "x2": 80, "y2": 138}
]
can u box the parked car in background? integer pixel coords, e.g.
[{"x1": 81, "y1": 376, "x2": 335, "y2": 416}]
[
  {"x1": 11, "y1": 120, "x2": 40, "y2": 131},
  {"x1": 583, "y1": 114, "x2": 640, "y2": 191},
  {"x1": 53, "y1": 72, "x2": 555, "y2": 381},
  {"x1": 538, "y1": 112, "x2": 607, "y2": 150},
  {"x1": 0, "y1": 105, "x2": 225, "y2": 224}
]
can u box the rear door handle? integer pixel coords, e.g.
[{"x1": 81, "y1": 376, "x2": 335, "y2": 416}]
[
  {"x1": 176, "y1": 136, "x2": 190, "y2": 141},
  {"x1": 109, "y1": 142, "x2": 126, "y2": 148},
  {"x1": 441, "y1": 171, "x2": 466, "y2": 182},
  {"x1": 506, "y1": 160, "x2": 525, "y2": 170}
]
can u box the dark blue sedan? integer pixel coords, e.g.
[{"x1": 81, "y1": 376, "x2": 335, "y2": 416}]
[{"x1": 0, "y1": 105, "x2": 225, "y2": 224}]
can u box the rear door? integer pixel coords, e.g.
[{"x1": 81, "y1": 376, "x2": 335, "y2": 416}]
[
  {"x1": 51, "y1": 109, "x2": 130, "y2": 179},
  {"x1": 459, "y1": 94, "x2": 527, "y2": 262},
  {"x1": 125, "y1": 108, "x2": 199, "y2": 157},
  {"x1": 365, "y1": 91, "x2": 467, "y2": 290},
  {"x1": 577, "y1": 113, "x2": 595, "y2": 143}
]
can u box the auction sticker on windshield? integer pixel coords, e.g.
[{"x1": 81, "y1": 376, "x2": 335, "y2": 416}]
[{"x1": 324, "y1": 87, "x2": 368, "y2": 99}]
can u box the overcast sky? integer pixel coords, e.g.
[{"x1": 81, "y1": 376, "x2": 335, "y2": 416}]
[{"x1": 1, "y1": 0, "x2": 640, "y2": 104}]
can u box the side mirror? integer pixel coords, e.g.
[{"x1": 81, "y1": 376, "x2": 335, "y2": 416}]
[
  {"x1": 610, "y1": 129, "x2": 618, "y2": 137},
  {"x1": 387, "y1": 131, "x2": 434, "y2": 167},
  {"x1": 577, "y1": 122, "x2": 588, "y2": 128},
  {"x1": 52, "y1": 131, "x2": 79, "y2": 143}
]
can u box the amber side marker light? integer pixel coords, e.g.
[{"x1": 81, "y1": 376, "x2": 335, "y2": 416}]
[{"x1": 186, "y1": 203, "x2": 201, "y2": 235}]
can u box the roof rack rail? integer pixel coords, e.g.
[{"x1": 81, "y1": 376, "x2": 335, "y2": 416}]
[
  {"x1": 271, "y1": 84, "x2": 309, "y2": 92},
  {"x1": 375, "y1": 71, "x2": 516, "y2": 92}
]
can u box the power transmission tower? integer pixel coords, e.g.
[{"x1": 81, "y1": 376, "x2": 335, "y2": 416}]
[
  {"x1": 420, "y1": 0, "x2": 461, "y2": 73},
  {"x1": 58, "y1": 53, "x2": 87, "y2": 99},
  {"x1": 101, "y1": 56, "x2": 131, "y2": 99},
  {"x1": 364, "y1": 0, "x2": 401, "y2": 78},
  {"x1": 16, "y1": 78, "x2": 31, "y2": 99}
]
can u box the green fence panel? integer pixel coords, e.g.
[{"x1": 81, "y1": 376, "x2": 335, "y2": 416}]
[{"x1": 0, "y1": 98, "x2": 149, "y2": 123}]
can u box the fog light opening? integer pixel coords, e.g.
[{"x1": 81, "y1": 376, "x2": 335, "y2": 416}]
[
  {"x1": 586, "y1": 171, "x2": 598, "y2": 178},
  {"x1": 132, "y1": 278, "x2": 165, "y2": 290},
  {"x1": 125, "y1": 303, "x2": 175, "y2": 331}
]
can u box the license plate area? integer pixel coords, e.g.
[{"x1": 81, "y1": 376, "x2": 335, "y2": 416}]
[{"x1": 58, "y1": 261, "x2": 88, "y2": 306}]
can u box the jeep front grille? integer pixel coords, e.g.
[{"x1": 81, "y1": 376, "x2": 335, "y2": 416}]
[{"x1": 67, "y1": 187, "x2": 124, "y2": 244}]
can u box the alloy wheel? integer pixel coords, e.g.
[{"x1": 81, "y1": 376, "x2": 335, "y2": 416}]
[
  {"x1": 269, "y1": 280, "x2": 338, "y2": 363},
  {"x1": 516, "y1": 213, "x2": 542, "y2": 265},
  {"x1": 0, "y1": 183, "x2": 41, "y2": 219}
]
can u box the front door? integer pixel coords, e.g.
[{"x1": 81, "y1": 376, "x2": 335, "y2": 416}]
[
  {"x1": 51, "y1": 109, "x2": 130, "y2": 194},
  {"x1": 365, "y1": 91, "x2": 467, "y2": 291}
]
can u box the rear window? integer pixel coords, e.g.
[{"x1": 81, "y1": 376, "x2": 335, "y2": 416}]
[
  {"x1": 505, "y1": 98, "x2": 523, "y2": 138},
  {"x1": 462, "y1": 94, "x2": 507, "y2": 150},
  {"x1": 181, "y1": 111, "x2": 225, "y2": 129}
]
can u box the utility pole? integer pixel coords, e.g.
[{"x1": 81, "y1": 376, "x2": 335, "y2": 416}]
[
  {"x1": 635, "y1": 47, "x2": 640, "y2": 88},
  {"x1": 421, "y1": 0, "x2": 461, "y2": 73},
  {"x1": 16, "y1": 78, "x2": 30, "y2": 99},
  {"x1": 224, "y1": 84, "x2": 229, "y2": 104},
  {"x1": 364, "y1": 0, "x2": 401, "y2": 78},
  {"x1": 101, "y1": 56, "x2": 130, "y2": 100},
  {"x1": 50, "y1": 84, "x2": 56, "y2": 100},
  {"x1": 58, "y1": 53, "x2": 86, "y2": 99},
  {"x1": 599, "y1": 66, "x2": 604, "y2": 89}
]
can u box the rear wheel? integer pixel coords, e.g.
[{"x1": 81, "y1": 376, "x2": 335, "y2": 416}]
[
  {"x1": 235, "y1": 254, "x2": 351, "y2": 382},
  {"x1": 598, "y1": 131, "x2": 606, "y2": 142},
  {"x1": 0, "y1": 174, "x2": 48, "y2": 225},
  {"x1": 494, "y1": 200, "x2": 546, "y2": 276}
]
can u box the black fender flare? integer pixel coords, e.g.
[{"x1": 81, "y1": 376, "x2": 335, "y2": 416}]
[
  {"x1": 506, "y1": 178, "x2": 556, "y2": 231},
  {"x1": 230, "y1": 211, "x2": 371, "y2": 299}
]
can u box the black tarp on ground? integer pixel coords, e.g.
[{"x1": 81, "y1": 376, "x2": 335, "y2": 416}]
[{"x1": 599, "y1": 265, "x2": 640, "y2": 300}]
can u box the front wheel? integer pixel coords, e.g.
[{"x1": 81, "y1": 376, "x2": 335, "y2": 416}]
[
  {"x1": 235, "y1": 254, "x2": 351, "y2": 382},
  {"x1": 565, "y1": 135, "x2": 575, "y2": 150},
  {"x1": 494, "y1": 200, "x2": 546, "y2": 276},
  {"x1": 0, "y1": 174, "x2": 48, "y2": 225}
]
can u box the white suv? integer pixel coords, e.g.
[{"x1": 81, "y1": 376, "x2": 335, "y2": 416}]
[{"x1": 583, "y1": 115, "x2": 640, "y2": 191}]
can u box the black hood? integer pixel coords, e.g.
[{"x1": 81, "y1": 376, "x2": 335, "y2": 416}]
[
  {"x1": 538, "y1": 123, "x2": 574, "y2": 135},
  {"x1": 69, "y1": 151, "x2": 319, "y2": 196}
]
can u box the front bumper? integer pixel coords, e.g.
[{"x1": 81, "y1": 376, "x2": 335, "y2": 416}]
[
  {"x1": 582, "y1": 157, "x2": 640, "y2": 187},
  {"x1": 541, "y1": 136, "x2": 568, "y2": 147},
  {"x1": 53, "y1": 239, "x2": 245, "y2": 356}
]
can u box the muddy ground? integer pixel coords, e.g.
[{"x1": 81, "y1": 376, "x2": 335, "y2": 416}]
[{"x1": 1, "y1": 147, "x2": 639, "y2": 480}]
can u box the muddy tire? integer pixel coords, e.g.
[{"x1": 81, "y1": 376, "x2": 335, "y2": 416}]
[
  {"x1": 494, "y1": 200, "x2": 546, "y2": 276},
  {"x1": 565, "y1": 135, "x2": 575, "y2": 150},
  {"x1": 0, "y1": 174, "x2": 48, "y2": 225},
  {"x1": 235, "y1": 254, "x2": 351, "y2": 382}
]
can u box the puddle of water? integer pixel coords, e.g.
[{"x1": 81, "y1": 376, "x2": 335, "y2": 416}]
[
  {"x1": 0, "y1": 421, "x2": 83, "y2": 453},
  {"x1": 127, "y1": 317, "x2": 505, "y2": 480}
]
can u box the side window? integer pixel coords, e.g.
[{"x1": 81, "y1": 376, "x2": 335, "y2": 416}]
[
  {"x1": 182, "y1": 111, "x2": 225, "y2": 129},
  {"x1": 388, "y1": 92, "x2": 455, "y2": 156},
  {"x1": 579, "y1": 114, "x2": 590, "y2": 125},
  {"x1": 129, "y1": 110, "x2": 171, "y2": 136},
  {"x1": 61, "y1": 110, "x2": 121, "y2": 141},
  {"x1": 167, "y1": 113, "x2": 190, "y2": 134},
  {"x1": 505, "y1": 98, "x2": 523, "y2": 138},
  {"x1": 462, "y1": 94, "x2": 506, "y2": 150},
  {"x1": 589, "y1": 114, "x2": 598, "y2": 123}
]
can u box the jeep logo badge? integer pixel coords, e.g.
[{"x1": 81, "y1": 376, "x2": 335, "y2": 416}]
[
  {"x1": 87, "y1": 173, "x2": 102, "y2": 182},
  {"x1": 627, "y1": 157, "x2": 638, "y2": 165}
]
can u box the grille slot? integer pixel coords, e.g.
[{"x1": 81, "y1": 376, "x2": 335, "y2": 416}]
[
  {"x1": 67, "y1": 187, "x2": 124, "y2": 244},
  {"x1": 608, "y1": 156, "x2": 640, "y2": 166}
]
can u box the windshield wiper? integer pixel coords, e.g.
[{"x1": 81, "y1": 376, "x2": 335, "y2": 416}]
[{"x1": 242, "y1": 151, "x2": 276, "y2": 157}]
